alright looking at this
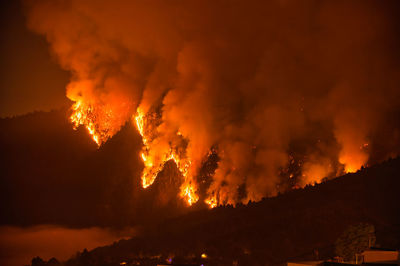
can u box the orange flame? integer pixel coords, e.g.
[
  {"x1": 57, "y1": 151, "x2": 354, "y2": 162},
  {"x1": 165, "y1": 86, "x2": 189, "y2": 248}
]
[
  {"x1": 134, "y1": 108, "x2": 199, "y2": 205},
  {"x1": 205, "y1": 196, "x2": 217, "y2": 208},
  {"x1": 70, "y1": 101, "x2": 108, "y2": 146},
  {"x1": 134, "y1": 108, "x2": 147, "y2": 144},
  {"x1": 134, "y1": 107, "x2": 160, "y2": 188},
  {"x1": 69, "y1": 97, "x2": 131, "y2": 147},
  {"x1": 339, "y1": 143, "x2": 369, "y2": 173}
]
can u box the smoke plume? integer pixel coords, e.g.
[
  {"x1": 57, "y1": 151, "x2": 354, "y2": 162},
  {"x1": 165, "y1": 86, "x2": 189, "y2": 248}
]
[{"x1": 25, "y1": 0, "x2": 400, "y2": 206}]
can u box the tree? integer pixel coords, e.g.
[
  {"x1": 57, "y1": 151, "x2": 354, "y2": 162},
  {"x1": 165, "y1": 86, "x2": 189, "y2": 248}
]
[
  {"x1": 47, "y1": 257, "x2": 60, "y2": 266},
  {"x1": 335, "y1": 223, "x2": 376, "y2": 261},
  {"x1": 31, "y1": 257, "x2": 46, "y2": 266}
]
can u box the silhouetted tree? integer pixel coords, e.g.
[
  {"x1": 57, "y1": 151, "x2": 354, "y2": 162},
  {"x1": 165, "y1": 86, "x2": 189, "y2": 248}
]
[
  {"x1": 31, "y1": 257, "x2": 46, "y2": 266},
  {"x1": 335, "y1": 223, "x2": 376, "y2": 261},
  {"x1": 47, "y1": 257, "x2": 60, "y2": 265}
]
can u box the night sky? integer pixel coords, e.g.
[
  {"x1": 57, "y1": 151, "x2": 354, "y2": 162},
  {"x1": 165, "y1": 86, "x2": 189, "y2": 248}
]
[{"x1": 0, "y1": 0, "x2": 69, "y2": 117}]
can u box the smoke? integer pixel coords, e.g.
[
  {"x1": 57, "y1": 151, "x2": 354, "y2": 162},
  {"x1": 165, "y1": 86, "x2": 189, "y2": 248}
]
[{"x1": 25, "y1": 0, "x2": 400, "y2": 205}]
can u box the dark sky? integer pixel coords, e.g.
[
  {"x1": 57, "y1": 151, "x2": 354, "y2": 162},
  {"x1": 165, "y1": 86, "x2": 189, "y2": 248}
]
[{"x1": 0, "y1": 0, "x2": 69, "y2": 117}]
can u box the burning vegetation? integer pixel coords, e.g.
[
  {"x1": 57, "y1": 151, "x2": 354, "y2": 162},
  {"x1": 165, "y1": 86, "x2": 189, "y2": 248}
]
[
  {"x1": 26, "y1": 0, "x2": 400, "y2": 208},
  {"x1": 134, "y1": 107, "x2": 198, "y2": 205}
]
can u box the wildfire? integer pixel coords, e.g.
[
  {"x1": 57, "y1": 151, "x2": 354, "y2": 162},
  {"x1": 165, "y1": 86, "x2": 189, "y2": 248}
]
[
  {"x1": 71, "y1": 102, "x2": 369, "y2": 208},
  {"x1": 134, "y1": 108, "x2": 147, "y2": 144},
  {"x1": 134, "y1": 107, "x2": 159, "y2": 188},
  {"x1": 180, "y1": 179, "x2": 199, "y2": 206},
  {"x1": 134, "y1": 108, "x2": 199, "y2": 205},
  {"x1": 340, "y1": 143, "x2": 369, "y2": 173},
  {"x1": 70, "y1": 101, "x2": 107, "y2": 146},
  {"x1": 205, "y1": 196, "x2": 217, "y2": 208}
]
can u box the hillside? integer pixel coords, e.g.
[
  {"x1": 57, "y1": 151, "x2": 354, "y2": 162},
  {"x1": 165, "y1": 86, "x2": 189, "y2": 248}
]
[
  {"x1": 1, "y1": 110, "x2": 399, "y2": 266},
  {"x1": 0, "y1": 110, "x2": 193, "y2": 228},
  {"x1": 60, "y1": 157, "x2": 400, "y2": 266}
]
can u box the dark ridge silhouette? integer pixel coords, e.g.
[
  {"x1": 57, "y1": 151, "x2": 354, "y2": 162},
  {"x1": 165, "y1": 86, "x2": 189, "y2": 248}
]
[
  {"x1": 59, "y1": 157, "x2": 400, "y2": 266},
  {"x1": 1, "y1": 109, "x2": 399, "y2": 265},
  {"x1": 0, "y1": 109, "x2": 193, "y2": 228}
]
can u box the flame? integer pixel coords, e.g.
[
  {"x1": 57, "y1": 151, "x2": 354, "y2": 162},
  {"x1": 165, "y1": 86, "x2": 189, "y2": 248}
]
[
  {"x1": 180, "y1": 178, "x2": 199, "y2": 206},
  {"x1": 169, "y1": 152, "x2": 199, "y2": 206},
  {"x1": 134, "y1": 108, "x2": 147, "y2": 144},
  {"x1": 205, "y1": 196, "x2": 217, "y2": 208},
  {"x1": 339, "y1": 142, "x2": 369, "y2": 173},
  {"x1": 134, "y1": 108, "x2": 199, "y2": 205},
  {"x1": 141, "y1": 152, "x2": 147, "y2": 162},
  {"x1": 134, "y1": 107, "x2": 160, "y2": 188},
  {"x1": 70, "y1": 100, "x2": 371, "y2": 206},
  {"x1": 300, "y1": 160, "x2": 333, "y2": 187},
  {"x1": 70, "y1": 101, "x2": 104, "y2": 146},
  {"x1": 69, "y1": 96, "x2": 131, "y2": 147}
]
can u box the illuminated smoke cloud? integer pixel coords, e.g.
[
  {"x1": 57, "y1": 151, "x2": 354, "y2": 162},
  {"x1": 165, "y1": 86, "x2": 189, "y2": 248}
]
[{"x1": 26, "y1": 0, "x2": 400, "y2": 206}]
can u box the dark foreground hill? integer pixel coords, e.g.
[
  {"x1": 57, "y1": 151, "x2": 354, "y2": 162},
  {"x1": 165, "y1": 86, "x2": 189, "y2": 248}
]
[
  {"x1": 57, "y1": 157, "x2": 400, "y2": 266},
  {"x1": 1, "y1": 110, "x2": 400, "y2": 265},
  {"x1": 0, "y1": 110, "x2": 200, "y2": 228}
]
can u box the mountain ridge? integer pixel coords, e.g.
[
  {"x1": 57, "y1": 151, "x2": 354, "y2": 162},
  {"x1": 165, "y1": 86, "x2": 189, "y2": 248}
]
[{"x1": 62, "y1": 157, "x2": 400, "y2": 266}]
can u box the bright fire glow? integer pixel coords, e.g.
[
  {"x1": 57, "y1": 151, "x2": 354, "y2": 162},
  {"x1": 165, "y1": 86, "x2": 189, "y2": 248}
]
[
  {"x1": 134, "y1": 109, "x2": 147, "y2": 144},
  {"x1": 205, "y1": 196, "x2": 217, "y2": 208},
  {"x1": 70, "y1": 101, "x2": 114, "y2": 146},
  {"x1": 134, "y1": 108, "x2": 199, "y2": 205},
  {"x1": 339, "y1": 143, "x2": 369, "y2": 173},
  {"x1": 71, "y1": 102, "x2": 367, "y2": 208}
]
